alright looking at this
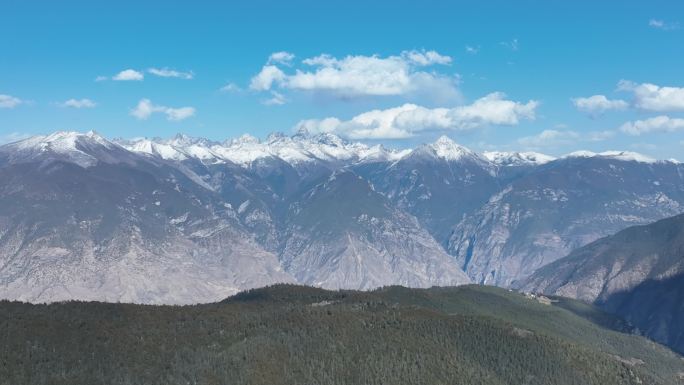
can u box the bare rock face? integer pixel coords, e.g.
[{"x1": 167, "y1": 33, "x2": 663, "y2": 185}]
[
  {"x1": 0, "y1": 132, "x2": 295, "y2": 304},
  {"x1": 279, "y1": 171, "x2": 470, "y2": 289},
  {"x1": 2, "y1": 131, "x2": 684, "y2": 307},
  {"x1": 447, "y1": 156, "x2": 684, "y2": 286}
]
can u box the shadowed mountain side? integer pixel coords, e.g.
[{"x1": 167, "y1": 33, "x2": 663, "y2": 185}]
[{"x1": 600, "y1": 273, "x2": 684, "y2": 354}]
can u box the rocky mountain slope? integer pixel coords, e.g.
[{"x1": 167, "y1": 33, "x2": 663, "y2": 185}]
[
  {"x1": 1, "y1": 130, "x2": 684, "y2": 304},
  {"x1": 0, "y1": 132, "x2": 294, "y2": 304},
  {"x1": 279, "y1": 171, "x2": 470, "y2": 288},
  {"x1": 520, "y1": 213, "x2": 684, "y2": 353},
  {"x1": 447, "y1": 154, "x2": 684, "y2": 286}
]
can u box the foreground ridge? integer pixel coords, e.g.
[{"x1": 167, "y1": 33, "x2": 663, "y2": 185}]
[{"x1": 2, "y1": 284, "x2": 682, "y2": 385}]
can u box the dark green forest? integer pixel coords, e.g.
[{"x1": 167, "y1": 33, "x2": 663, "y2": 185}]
[{"x1": 1, "y1": 284, "x2": 682, "y2": 385}]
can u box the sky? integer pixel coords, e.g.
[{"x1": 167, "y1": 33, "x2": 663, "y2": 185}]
[{"x1": 1, "y1": 0, "x2": 683, "y2": 158}]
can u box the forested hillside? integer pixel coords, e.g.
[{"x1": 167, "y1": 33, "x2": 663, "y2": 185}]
[{"x1": 1, "y1": 284, "x2": 682, "y2": 385}]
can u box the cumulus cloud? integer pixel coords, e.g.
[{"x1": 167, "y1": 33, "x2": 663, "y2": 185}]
[
  {"x1": 267, "y1": 51, "x2": 295, "y2": 65},
  {"x1": 649, "y1": 19, "x2": 679, "y2": 30},
  {"x1": 572, "y1": 95, "x2": 628, "y2": 116},
  {"x1": 400, "y1": 50, "x2": 452, "y2": 65},
  {"x1": 294, "y1": 92, "x2": 538, "y2": 139},
  {"x1": 0, "y1": 94, "x2": 23, "y2": 108},
  {"x1": 148, "y1": 67, "x2": 194, "y2": 79},
  {"x1": 112, "y1": 69, "x2": 144, "y2": 81},
  {"x1": 130, "y1": 99, "x2": 195, "y2": 121},
  {"x1": 249, "y1": 65, "x2": 286, "y2": 91},
  {"x1": 249, "y1": 50, "x2": 459, "y2": 102},
  {"x1": 618, "y1": 80, "x2": 684, "y2": 111},
  {"x1": 59, "y1": 98, "x2": 96, "y2": 108},
  {"x1": 517, "y1": 128, "x2": 615, "y2": 149},
  {"x1": 620, "y1": 115, "x2": 684, "y2": 136}
]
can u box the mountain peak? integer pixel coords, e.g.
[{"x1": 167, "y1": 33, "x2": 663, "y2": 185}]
[
  {"x1": 230, "y1": 134, "x2": 260, "y2": 146},
  {"x1": 13, "y1": 130, "x2": 114, "y2": 152},
  {"x1": 429, "y1": 135, "x2": 475, "y2": 161},
  {"x1": 1, "y1": 130, "x2": 123, "y2": 167},
  {"x1": 483, "y1": 151, "x2": 556, "y2": 166},
  {"x1": 562, "y1": 150, "x2": 658, "y2": 164}
]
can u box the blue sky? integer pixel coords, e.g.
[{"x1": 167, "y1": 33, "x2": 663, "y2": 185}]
[{"x1": 1, "y1": 0, "x2": 683, "y2": 158}]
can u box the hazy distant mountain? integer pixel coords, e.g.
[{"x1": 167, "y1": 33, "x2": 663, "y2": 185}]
[
  {"x1": 1, "y1": 130, "x2": 684, "y2": 304},
  {"x1": 520, "y1": 213, "x2": 684, "y2": 353}
]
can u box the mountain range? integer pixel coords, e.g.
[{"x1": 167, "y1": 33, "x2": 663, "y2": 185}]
[{"x1": 1, "y1": 130, "x2": 683, "y2": 304}]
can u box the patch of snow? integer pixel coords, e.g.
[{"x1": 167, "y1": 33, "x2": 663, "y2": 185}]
[{"x1": 483, "y1": 151, "x2": 556, "y2": 166}]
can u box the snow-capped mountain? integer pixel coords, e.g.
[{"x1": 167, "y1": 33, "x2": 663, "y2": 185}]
[
  {"x1": 1, "y1": 130, "x2": 683, "y2": 304},
  {"x1": 483, "y1": 151, "x2": 556, "y2": 167},
  {"x1": 116, "y1": 129, "x2": 410, "y2": 169},
  {"x1": 0, "y1": 130, "x2": 137, "y2": 168},
  {"x1": 561, "y1": 150, "x2": 661, "y2": 163},
  {"x1": 353, "y1": 136, "x2": 501, "y2": 245}
]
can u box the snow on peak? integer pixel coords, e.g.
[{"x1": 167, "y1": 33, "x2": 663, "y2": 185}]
[
  {"x1": 562, "y1": 150, "x2": 658, "y2": 163},
  {"x1": 213, "y1": 131, "x2": 406, "y2": 166},
  {"x1": 118, "y1": 131, "x2": 407, "y2": 167},
  {"x1": 598, "y1": 151, "x2": 657, "y2": 163},
  {"x1": 483, "y1": 151, "x2": 556, "y2": 166},
  {"x1": 2, "y1": 130, "x2": 121, "y2": 167},
  {"x1": 229, "y1": 134, "x2": 260, "y2": 146},
  {"x1": 429, "y1": 135, "x2": 476, "y2": 161},
  {"x1": 564, "y1": 150, "x2": 597, "y2": 158}
]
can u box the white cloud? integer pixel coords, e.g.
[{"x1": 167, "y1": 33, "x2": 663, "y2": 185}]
[
  {"x1": 294, "y1": 92, "x2": 538, "y2": 139},
  {"x1": 220, "y1": 82, "x2": 242, "y2": 92},
  {"x1": 620, "y1": 115, "x2": 684, "y2": 136},
  {"x1": 572, "y1": 95, "x2": 628, "y2": 116},
  {"x1": 618, "y1": 80, "x2": 684, "y2": 111},
  {"x1": 267, "y1": 51, "x2": 295, "y2": 65},
  {"x1": 131, "y1": 99, "x2": 155, "y2": 119},
  {"x1": 400, "y1": 50, "x2": 452, "y2": 66},
  {"x1": 249, "y1": 65, "x2": 286, "y2": 91},
  {"x1": 164, "y1": 106, "x2": 196, "y2": 121},
  {"x1": 95, "y1": 75, "x2": 108, "y2": 82},
  {"x1": 649, "y1": 19, "x2": 679, "y2": 30},
  {"x1": 130, "y1": 99, "x2": 195, "y2": 121},
  {"x1": 517, "y1": 128, "x2": 615, "y2": 149},
  {"x1": 249, "y1": 50, "x2": 459, "y2": 101},
  {"x1": 0, "y1": 94, "x2": 22, "y2": 108},
  {"x1": 465, "y1": 45, "x2": 480, "y2": 55},
  {"x1": 148, "y1": 67, "x2": 194, "y2": 79},
  {"x1": 262, "y1": 91, "x2": 287, "y2": 106},
  {"x1": 517, "y1": 129, "x2": 580, "y2": 148},
  {"x1": 113, "y1": 69, "x2": 144, "y2": 81},
  {"x1": 59, "y1": 98, "x2": 96, "y2": 108},
  {"x1": 587, "y1": 130, "x2": 615, "y2": 141}
]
